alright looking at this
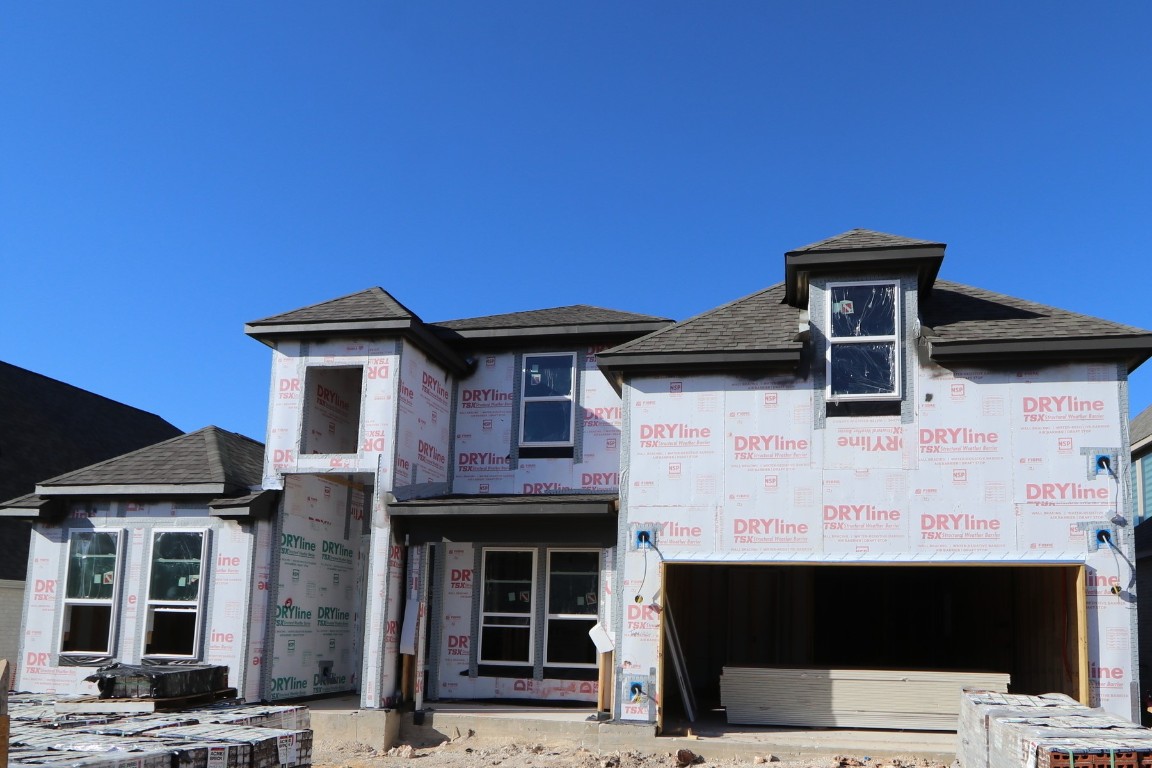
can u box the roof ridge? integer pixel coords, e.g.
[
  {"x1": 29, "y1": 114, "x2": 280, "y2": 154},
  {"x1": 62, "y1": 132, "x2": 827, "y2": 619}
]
[{"x1": 203, "y1": 427, "x2": 226, "y2": 485}]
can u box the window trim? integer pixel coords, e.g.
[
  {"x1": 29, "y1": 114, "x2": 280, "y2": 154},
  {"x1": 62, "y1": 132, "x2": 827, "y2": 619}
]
[
  {"x1": 824, "y1": 280, "x2": 902, "y2": 402},
  {"x1": 543, "y1": 548, "x2": 601, "y2": 670},
  {"x1": 519, "y1": 352, "x2": 577, "y2": 448},
  {"x1": 301, "y1": 364, "x2": 366, "y2": 456},
  {"x1": 59, "y1": 529, "x2": 124, "y2": 657},
  {"x1": 141, "y1": 528, "x2": 209, "y2": 660},
  {"x1": 478, "y1": 547, "x2": 538, "y2": 666}
]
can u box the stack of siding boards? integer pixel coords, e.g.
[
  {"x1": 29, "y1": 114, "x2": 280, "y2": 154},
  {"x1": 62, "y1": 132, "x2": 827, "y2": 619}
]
[
  {"x1": 7, "y1": 694, "x2": 313, "y2": 768},
  {"x1": 720, "y1": 666, "x2": 1010, "y2": 730},
  {"x1": 959, "y1": 690, "x2": 1152, "y2": 768}
]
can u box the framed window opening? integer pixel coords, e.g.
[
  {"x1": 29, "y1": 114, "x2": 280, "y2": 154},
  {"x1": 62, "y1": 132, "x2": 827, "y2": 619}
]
[
  {"x1": 478, "y1": 548, "x2": 536, "y2": 666},
  {"x1": 301, "y1": 365, "x2": 365, "y2": 455},
  {"x1": 825, "y1": 281, "x2": 901, "y2": 401},
  {"x1": 142, "y1": 530, "x2": 208, "y2": 659},
  {"x1": 519, "y1": 353, "x2": 576, "y2": 449},
  {"x1": 60, "y1": 530, "x2": 123, "y2": 656},
  {"x1": 544, "y1": 549, "x2": 600, "y2": 669}
]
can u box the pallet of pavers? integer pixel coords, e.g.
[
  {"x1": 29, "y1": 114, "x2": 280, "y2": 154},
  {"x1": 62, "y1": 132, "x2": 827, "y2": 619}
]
[
  {"x1": 958, "y1": 689, "x2": 1152, "y2": 768},
  {"x1": 149, "y1": 723, "x2": 312, "y2": 768}
]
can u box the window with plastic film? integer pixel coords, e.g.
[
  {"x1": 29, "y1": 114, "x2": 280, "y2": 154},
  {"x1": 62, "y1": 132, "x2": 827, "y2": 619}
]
[
  {"x1": 520, "y1": 353, "x2": 576, "y2": 447},
  {"x1": 545, "y1": 550, "x2": 599, "y2": 668},
  {"x1": 143, "y1": 530, "x2": 206, "y2": 658},
  {"x1": 60, "y1": 531, "x2": 121, "y2": 655},
  {"x1": 826, "y1": 281, "x2": 900, "y2": 400},
  {"x1": 479, "y1": 549, "x2": 536, "y2": 665}
]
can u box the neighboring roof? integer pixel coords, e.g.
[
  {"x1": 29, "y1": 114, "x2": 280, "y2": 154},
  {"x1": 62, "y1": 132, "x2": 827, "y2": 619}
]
[
  {"x1": 596, "y1": 283, "x2": 802, "y2": 375},
  {"x1": 429, "y1": 305, "x2": 672, "y2": 342},
  {"x1": 923, "y1": 281, "x2": 1152, "y2": 371},
  {"x1": 0, "y1": 361, "x2": 183, "y2": 580},
  {"x1": 784, "y1": 228, "x2": 946, "y2": 308},
  {"x1": 0, "y1": 361, "x2": 183, "y2": 504},
  {"x1": 245, "y1": 287, "x2": 469, "y2": 373},
  {"x1": 1132, "y1": 405, "x2": 1152, "y2": 457},
  {"x1": 31, "y1": 426, "x2": 264, "y2": 497}
]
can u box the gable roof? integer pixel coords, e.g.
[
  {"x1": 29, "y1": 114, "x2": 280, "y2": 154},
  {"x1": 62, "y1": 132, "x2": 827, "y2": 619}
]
[
  {"x1": 789, "y1": 229, "x2": 944, "y2": 253},
  {"x1": 249, "y1": 287, "x2": 418, "y2": 326},
  {"x1": 31, "y1": 426, "x2": 264, "y2": 497},
  {"x1": 430, "y1": 305, "x2": 672, "y2": 342}
]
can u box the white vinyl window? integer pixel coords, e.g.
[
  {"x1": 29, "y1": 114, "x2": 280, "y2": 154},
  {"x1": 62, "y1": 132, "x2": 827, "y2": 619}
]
[
  {"x1": 826, "y1": 281, "x2": 901, "y2": 401},
  {"x1": 544, "y1": 550, "x2": 600, "y2": 668},
  {"x1": 479, "y1": 548, "x2": 536, "y2": 665},
  {"x1": 60, "y1": 530, "x2": 122, "y2": 656},
  {"x1": 143, "y1": 530, "x2": 208, "y2": 659},
  {"x1": 519, "y1": 353, "x2": 576, "y2": 447}
]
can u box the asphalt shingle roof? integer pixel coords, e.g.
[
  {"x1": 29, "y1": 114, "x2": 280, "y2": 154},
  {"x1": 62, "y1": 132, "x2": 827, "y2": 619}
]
[
  {"x1": 431, "y1": 305, "x2": 671, "y2": 331},
  {"x1": 37, "y1": 426, "x2": 264, "y2": 493},
  {"x1": 603, "y1": 284, "x2": 798, "y2": 356},
  {"x1": 1132, "y1": 405, "x2": 1152, "y2": 448},
  {"x1": 248, "y1": 287, "x2": 418, "y2": 325},
  {"x1": 789, "y1": 229, "x2": 944, "y2": 253}
]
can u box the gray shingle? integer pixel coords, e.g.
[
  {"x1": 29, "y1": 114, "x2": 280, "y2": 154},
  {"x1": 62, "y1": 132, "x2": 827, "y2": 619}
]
[
  {"x1": 431, "y1": 305, "x2": 671, "y2": 331},
  {"x1": 36, "y1": 426, "x2": 264, "y2": 493},
  {"x1": 789, "y1": 229, "x2": 944, "y2": 253},
  {"x1": 248, "y1": 287, "x2": 417, "y2": 326},
  {"x1": 1132, "y1": 405, "x2": 1152, "y2": 447}
]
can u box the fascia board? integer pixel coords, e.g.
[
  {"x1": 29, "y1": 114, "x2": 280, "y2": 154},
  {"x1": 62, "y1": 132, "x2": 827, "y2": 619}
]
[
  {"x1": 596, "y1": 348, "x2": 802, "y2": 371},
  {"x1": 784, "y1": 247, "x2": 944, "y2": 308},
  {"x1": 433, "y1": 321, "x2": 672, "y2": 341},
  {"x1": 34, "y1": 483, "x2": 227, "y2": 496},
  {"x1": 244, "y1": 318, "x2": 417, "y2": 339},
  {"x1": 930, "y1": 336, "x2": 1152, "y2": 372},
  {"x1": 388, "y1": 500, "x2": 616, "y2": 517}
]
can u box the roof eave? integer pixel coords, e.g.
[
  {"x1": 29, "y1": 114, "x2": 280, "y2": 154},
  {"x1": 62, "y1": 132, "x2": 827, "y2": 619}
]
[
  {"x1": 783, "y1": 246, "x2": 945, "y2": 308},
  {"x1": 245, "y1": 318, "x2": 471, "y2": 374},
  {"x1": 209, "y1": 489, "x2": 281, "y2": 519},
  {"x1": 929, "y1": 336, "x2": 1152, "y2": 373},
  {"x1": 34, "y1": 482, "x2": 230, "y2": 496},
  {"x1": 596, "y1": 347, "x2": 803, "y2": 394},
  {"x1": 387, "y1": 498, "x2": 617, "y2": 517},
  {"x1": 431, "y1": 320, "x2": 673, "y2": 343}
]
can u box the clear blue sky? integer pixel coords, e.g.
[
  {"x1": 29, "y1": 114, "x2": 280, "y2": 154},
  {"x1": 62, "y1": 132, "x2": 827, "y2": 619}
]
[{"x1": 3, "y1": 3, "x2": 1150, "y2": 443}]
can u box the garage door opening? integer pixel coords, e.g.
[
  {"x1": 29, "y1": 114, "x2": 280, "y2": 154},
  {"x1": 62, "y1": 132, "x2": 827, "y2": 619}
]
[{"x1": 661, "y1": 563, "x2": 1084, "y2": 728}]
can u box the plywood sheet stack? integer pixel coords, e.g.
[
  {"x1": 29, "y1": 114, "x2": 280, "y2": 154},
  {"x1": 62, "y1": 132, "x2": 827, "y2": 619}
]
[
  {"x1": 958, "y1": 689, "x2": 1152, "y2": 768},
  {"x1": 720, "y1": 666, "x2": 1010, "y2": 730}
]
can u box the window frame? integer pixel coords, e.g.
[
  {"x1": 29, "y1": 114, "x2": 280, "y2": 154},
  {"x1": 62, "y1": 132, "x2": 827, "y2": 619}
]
[
  {"x1": 478, "y1": 547, "x2": 538, "y2": 666},
  {"x1": 141, "y1": 528, "x2": 210, "y2": 660},
  {"x1": 543, "y1": 548, "x2": 601, "y2": 670},
  {"x1": 518, "y1": 352, "x2": 577, "y2": 449},
  {"x1": 59, "y1": 529, "x2": 124, "y2": 658},
  {"x1": 825, "y1": 280, "x2": 902, "y2": 402},
  {"x1": 301, "y1": 364, "x2": 366, "y2": 455}
]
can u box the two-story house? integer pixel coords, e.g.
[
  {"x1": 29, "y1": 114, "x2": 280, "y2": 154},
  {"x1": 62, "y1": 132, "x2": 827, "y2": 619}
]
[
  {"x1": 596, "y1": 229, "x2": 1152, "y2": 726},
  {"x1": 243, "y1": 292, "x2": 670, "y2": 707}
]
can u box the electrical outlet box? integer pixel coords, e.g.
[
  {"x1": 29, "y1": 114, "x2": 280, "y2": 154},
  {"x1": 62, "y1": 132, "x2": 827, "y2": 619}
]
[{"x1": 629, "y1": 523, "x2": 658, "y2": 550}]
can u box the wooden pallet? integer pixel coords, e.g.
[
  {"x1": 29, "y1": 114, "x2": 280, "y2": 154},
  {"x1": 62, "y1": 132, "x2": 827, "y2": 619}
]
[{"x1": 54, "y1": 687, "x2": 238, "y2": 714}]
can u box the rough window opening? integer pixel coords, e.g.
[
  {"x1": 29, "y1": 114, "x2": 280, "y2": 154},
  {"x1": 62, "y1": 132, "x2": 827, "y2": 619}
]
[
  {"x1": 60, "y1": 531, "x2": 120, "y2": 655},
  {"x1": 302, "y1": 366, "x2": 364, "y2": 454},
  {"x1": 826, "y1": 281, "x2": 900, "y2": 401},
  {"x1": 143, "y1": 530, "x2": 206, "y2": 658}
]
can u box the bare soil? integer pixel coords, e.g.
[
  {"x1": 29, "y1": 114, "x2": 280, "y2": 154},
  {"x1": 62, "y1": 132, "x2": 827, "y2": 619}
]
[{"x1": 312, "y1": 733, "x2": 954, "y2": 768}]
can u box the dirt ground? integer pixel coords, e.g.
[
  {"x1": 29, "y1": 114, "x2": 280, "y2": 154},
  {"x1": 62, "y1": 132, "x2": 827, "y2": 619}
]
[{"x1": 312, "y1": 733, "x2": 955, "y2": 768}]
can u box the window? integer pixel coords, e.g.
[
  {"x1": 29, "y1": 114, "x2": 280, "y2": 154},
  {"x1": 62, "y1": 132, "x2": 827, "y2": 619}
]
[
  {"x1": 479, "y1": 549, "x2": 536, "y2": 665},
  {"x1": 477, "y1": 547, "x2": 601, "y2": 673},
  {"x1": 60, "y1": 531, "x2": 121, "y2": 655},
  {"x1": 143, "y1": 530, "x2": 207, "y2": 658},
  {"x1": 520, "y1": 353, "x2": 576, "y2": 447},
  {"x1": 826, "y1": 281, "x2": 900, "y2": 400},
  {"x1": 544, "y1": 550, "x2": 599, "y2": 668}
]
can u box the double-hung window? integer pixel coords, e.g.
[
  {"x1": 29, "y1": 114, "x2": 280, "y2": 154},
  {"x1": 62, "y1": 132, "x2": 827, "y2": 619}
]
[
  {"x1": 826, "y1": 281, "x2": 901, "y2": 401},
  {"x1": 143, "y1": 530, "x2": 207, "y2": 658},
  {"x1": 60, "y1": 531, "x2": 122, "y2": 656},
  {"x1": 544, "y1": 550, "x2": 599, "y2": 669},
  {"x1": 520, "y1": 353, "x2": 576, "y2": 448},
  {"x1": 479, "y1": 549, "x2": 536, "y2": 665}
]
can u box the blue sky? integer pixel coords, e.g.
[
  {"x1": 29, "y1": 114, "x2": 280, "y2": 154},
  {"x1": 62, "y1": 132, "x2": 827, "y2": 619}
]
[{"x1": 3, "y1": 3, "x2": 1150, "y2": 442}]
